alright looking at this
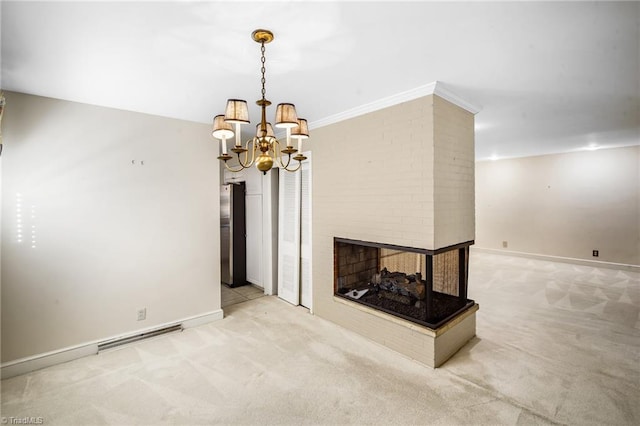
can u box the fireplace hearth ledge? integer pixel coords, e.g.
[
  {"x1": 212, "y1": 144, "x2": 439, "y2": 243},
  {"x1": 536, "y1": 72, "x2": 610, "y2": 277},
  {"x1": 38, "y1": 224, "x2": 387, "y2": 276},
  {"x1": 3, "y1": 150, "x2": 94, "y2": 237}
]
[{"x1": 334, "y1": 296, "x2": 479, "y2": 367}]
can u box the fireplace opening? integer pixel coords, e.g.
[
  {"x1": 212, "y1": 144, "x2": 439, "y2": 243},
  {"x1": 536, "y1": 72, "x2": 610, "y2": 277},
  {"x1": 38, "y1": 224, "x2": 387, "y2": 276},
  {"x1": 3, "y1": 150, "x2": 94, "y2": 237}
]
[{"x1": 334, "y1": 238, "x2": 474, "y2": 329}]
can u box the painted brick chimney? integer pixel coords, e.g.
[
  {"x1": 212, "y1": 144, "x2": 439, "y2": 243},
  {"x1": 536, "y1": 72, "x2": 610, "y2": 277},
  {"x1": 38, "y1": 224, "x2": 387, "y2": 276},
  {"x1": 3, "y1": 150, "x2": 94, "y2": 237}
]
[{"x1": 308, "y1": 83, "x2": 479, "y2": 366}]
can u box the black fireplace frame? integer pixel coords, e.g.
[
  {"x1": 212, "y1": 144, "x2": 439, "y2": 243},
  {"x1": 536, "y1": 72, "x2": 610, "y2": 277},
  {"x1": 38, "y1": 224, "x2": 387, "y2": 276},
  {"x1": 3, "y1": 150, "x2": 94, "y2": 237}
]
[{"x1": 334, "y1": 237, "x2": 475, "y2": 329}]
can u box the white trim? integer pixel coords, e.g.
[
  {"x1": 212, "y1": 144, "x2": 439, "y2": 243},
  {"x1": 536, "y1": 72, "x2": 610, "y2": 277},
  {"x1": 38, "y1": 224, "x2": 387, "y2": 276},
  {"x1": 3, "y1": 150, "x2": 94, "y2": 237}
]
[
  {"x1": 300, "y1": 152, "x2": 313, "y2": 313},
  {"x1": 180, "y1": 309, "x2": 224, "y2": 328},
  {"x1": 308, "y1": 81, "x2": 481, "y2": 130},
  {"x1": 472, "y1": 247, "x2": 640, "y2": 272},
  {"x1": 0, "y1": 309, "x2": 224, "y2": 379},
  {"x1": 433, "y1": 83, "x2": 482, "y2": 115},
  {"x1": 0, "y1": 343, "x2": 99, "y2": 380},
  {"x1": 261, "y1": 172, "x2": 274, "y2": 295}
]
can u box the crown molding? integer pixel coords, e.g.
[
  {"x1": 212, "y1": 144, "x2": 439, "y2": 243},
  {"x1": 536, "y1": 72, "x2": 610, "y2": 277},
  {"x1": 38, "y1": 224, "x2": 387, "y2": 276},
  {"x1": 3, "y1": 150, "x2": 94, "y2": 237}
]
[
  {"x1": 433, "y1": 82, "x2": 482, "y2": 115},
  {"x1": 309, "y1": 81, "x2": 481, "y2": 131}
]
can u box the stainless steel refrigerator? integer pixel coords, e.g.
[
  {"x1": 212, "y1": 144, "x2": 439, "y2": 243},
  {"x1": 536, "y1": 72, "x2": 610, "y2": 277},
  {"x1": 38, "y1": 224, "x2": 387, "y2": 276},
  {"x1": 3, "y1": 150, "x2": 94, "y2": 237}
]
[{"x1": 220, "y1": 182, "x2": 247, "y2": 287}]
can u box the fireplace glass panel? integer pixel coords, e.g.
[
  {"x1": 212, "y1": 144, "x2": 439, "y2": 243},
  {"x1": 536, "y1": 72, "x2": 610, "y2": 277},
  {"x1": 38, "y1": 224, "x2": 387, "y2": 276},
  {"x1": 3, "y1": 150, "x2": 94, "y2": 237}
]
[
  {"x1": 434, "y1": 250, "x2": 459, "y2": 297},
  {"x1": 334, "y1": 238, "x2": 473, "y2": 329}
]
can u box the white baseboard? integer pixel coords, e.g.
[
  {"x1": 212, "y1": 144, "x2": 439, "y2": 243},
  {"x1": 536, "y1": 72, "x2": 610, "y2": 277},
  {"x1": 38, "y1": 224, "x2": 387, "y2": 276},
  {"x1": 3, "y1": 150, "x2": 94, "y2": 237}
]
[
  {"x1": 0, "y1": 343, "x2": 99, "y2": 380},
  {"x1": 181, "y1": 309, "x2": 224, "y2": 328},
  {"x1": 472, "y1": 247, "x2": 640, "y2": 272},
  {"x1": 1, "y1": 309, "x2": 224, "y2": 379}
]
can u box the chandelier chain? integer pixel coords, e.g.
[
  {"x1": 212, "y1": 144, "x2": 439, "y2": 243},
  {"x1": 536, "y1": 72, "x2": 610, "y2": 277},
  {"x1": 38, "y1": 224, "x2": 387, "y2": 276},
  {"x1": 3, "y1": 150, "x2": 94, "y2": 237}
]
[{"x1": 260, "y1": 42, "x2": 266, "y2": 101}]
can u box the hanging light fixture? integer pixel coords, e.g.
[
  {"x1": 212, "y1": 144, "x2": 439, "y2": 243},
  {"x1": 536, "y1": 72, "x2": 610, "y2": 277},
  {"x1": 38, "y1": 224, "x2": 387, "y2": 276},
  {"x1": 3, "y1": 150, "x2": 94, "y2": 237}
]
[{"x1": 212, "y1": 29, "x2": 308, "y2": 175}]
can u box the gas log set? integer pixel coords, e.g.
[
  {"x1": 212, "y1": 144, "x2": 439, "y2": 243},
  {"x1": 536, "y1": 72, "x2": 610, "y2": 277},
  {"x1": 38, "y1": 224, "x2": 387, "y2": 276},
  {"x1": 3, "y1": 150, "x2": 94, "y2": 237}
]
[
  {"x1": 335, "y1": 238, "x2": 475, "y2": 329},
  {"x1": 373, "y1": 269, "x2": 426, "y2": 306}
]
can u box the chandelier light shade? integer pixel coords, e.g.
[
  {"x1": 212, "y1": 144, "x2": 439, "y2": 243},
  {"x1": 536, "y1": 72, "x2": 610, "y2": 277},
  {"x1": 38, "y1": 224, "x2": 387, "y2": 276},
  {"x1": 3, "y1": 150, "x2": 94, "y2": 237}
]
[
  {"x1": 212, "y1": 115, "x2": 234, "y2": 139},
  {"x1": 256, "y1": 122, "x2": 276, "y2": 141},
  {"x1": 274, "y1": 103, "x2": 299, "y2": 128},
  {"x1": 224, "y1": 99, "x2": 250, "y2": 124},
  {"x1": 291, "y1": 119, "x2": 309, "y2": 139},
  {"x1": 291, "y1": 118, "x2": 309, "y2": 155},
  {"x1": 211, "y1": 29, "x2": 310, "y2": 174},
  {"x1": 212, "y1": 115, "x2": 234, "y2": 155}
]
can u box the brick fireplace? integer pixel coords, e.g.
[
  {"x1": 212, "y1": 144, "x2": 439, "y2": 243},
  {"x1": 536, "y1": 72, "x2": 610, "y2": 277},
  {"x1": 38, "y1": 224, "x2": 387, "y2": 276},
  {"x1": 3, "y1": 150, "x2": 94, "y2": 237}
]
[{"x1": 309, "y1": 84, "x2": 479, "y2": 367}]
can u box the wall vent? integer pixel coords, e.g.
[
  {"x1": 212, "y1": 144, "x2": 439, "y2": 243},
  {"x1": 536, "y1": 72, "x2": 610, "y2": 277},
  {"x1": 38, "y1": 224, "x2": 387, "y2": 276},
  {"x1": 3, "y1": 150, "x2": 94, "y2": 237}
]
[{"x1": 98, "y1": 324, "x2": 183, "y2": 352}]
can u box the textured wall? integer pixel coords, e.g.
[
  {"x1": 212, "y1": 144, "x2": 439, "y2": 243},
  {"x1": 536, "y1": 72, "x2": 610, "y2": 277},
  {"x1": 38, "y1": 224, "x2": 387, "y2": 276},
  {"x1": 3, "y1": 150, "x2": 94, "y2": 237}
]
[
  {"x1": 433, "y1": 96, "x2": 476, "y2": 248},
  {"x1": 311, "y1": 96, "x2": 436, "y2": 251}
]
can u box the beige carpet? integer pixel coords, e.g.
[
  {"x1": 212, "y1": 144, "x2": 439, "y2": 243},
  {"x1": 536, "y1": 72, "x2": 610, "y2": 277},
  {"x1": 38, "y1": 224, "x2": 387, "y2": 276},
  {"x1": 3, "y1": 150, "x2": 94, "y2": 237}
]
[{"x1": 1, "y1": 252, "x2": 639, "y2": 425}]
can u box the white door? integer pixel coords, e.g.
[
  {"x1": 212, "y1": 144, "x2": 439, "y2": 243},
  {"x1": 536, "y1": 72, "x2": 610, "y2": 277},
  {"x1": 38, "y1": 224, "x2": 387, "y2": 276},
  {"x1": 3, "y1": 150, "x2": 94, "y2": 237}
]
[
  {"x1": 245, "y1": 194, "x2": 263, "y2": 286},
  {"x1": 261, "y1": 171, "x2": 279, "y2": 296},
  {"x1": 299, "y1": 156, "x2": 312, "y2": 310},
  {"x1": 277, "y1": 167, "x2": 301, "y2": 305}
]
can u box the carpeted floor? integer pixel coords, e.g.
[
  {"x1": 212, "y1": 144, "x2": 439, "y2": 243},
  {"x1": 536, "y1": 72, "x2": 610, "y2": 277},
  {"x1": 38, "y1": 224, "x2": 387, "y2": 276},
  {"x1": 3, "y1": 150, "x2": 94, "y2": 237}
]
[{"x1": 1, "y1": 252, "x2": 638, "y2": 425}]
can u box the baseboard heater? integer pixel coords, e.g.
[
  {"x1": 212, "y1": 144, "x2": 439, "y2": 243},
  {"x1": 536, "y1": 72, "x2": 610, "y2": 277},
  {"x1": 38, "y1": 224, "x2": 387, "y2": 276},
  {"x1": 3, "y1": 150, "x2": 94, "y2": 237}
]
[{"x1": 97, "y1": 324, "x2": 183, "y2": 352}]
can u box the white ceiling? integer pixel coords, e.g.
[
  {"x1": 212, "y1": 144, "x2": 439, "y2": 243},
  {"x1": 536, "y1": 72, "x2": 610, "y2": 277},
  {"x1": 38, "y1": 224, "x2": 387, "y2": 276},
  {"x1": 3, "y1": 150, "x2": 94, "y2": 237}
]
[{"x1": 2, "y1": 1, "x2": 638, "y2": 160}]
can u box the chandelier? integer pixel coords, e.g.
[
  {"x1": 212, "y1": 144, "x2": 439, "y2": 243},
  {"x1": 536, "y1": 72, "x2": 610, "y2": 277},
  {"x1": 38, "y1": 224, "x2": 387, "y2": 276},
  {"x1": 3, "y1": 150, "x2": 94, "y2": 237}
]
[{"x1": 212, "y1": 29, "x2": 309, "y2": 174}]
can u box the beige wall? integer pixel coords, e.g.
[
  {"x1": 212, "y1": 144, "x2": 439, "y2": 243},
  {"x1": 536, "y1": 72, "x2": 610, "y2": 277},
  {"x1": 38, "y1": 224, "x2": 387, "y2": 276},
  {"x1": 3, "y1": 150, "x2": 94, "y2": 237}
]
[
  {"x1": 309, "y1": 94, "x2": 474, "y2": 253},
  {"x1": 1, "y1": 92, "x2": 221, "y2": 362},
  {"x1": 309, "y1": 94, "x2": 475, "y2": 363},
  {"x1": 311, "y1": 96, "x2": 436, "y2": 251},
  {"x1": 476, "y1": 145, "x2": 640, "y2": 265},
  {"x1": 433, "y1": 96, "x2": 475, "y2": 248}
]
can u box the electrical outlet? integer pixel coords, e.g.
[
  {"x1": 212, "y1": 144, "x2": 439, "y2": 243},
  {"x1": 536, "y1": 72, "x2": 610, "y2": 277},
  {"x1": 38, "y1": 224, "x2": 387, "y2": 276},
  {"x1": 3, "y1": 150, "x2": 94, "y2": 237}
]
[
  {"x1": 502, "y1": 241, "x2": 508, "y2": 248},
  {"x1": 137, "y1": 308, "x2": 146, "y2": 321},
  {"x1": 592, "y1": 250, "x2": 599, "y2": 257}
]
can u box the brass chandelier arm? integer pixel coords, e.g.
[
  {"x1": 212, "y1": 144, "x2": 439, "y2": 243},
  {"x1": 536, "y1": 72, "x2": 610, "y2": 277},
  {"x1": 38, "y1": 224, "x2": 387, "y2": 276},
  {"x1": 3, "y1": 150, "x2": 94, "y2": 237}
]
[
  {"x1": 223, "y1": 138, "x2": 259, "y2": 172},
  {"x1": 283, "y1": 159, "x2": 303, "y2": 172},
  {"x1": 272, "y1": 139, "x2": 303, "y2": 172},
  {"x1": 222, "y1": 137, "x2": 304, "y2": 173},
  {"x1": 236, "y1": 137, "x2": 258, "y2": 169},
  {"x1": 272, "y1": 139, "x2": 291, "y2": 169},
  {"x1": 222, "y1": 161, "x2": 247, "y2": 173}
]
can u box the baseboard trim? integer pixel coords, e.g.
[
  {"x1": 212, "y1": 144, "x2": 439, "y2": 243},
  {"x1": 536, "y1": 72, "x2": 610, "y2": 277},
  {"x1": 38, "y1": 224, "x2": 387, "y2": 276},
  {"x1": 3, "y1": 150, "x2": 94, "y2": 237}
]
[
  {"x1": 1, "y1": 309, "x2": 224, "y2": 379},
  {"x1": 181, "y1": 309, "x2": 224, "y2": 328},
  {"x1": 472, "y1": 247, "x2": 640, "y2": 272},
  {"x1": 0, "y1": 343, "x2": 99, "y2": 381}
]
